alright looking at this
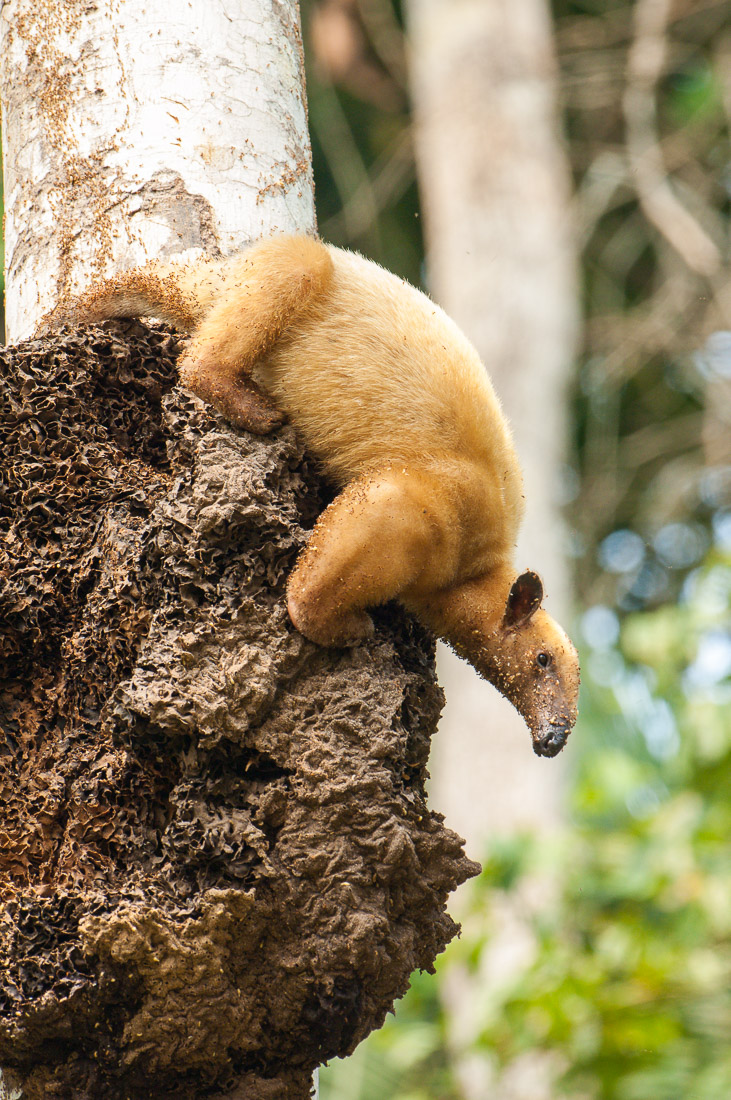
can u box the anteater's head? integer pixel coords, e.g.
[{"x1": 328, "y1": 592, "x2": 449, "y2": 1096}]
[{"x1": 486, "y1": 571, "x2": 580, "y2": 757}]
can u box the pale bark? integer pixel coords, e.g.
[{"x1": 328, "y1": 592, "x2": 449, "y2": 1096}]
[
  {"x1": 406, "y1": 0, "x2": 579, "y2": 848},
  {"x1": 0, "y1": 1075, "x2": 21, "y2": 1099},
  {"x1": 0, "y1": 0, "x2": 315, "y2": 340}
]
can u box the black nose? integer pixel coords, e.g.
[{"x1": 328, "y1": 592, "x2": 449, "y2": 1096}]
[{"x1": 533, "y1": 726, "x2": 569, "y2": 758}]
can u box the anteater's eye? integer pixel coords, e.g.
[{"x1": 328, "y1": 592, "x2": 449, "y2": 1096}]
[{"x1": 536, "y1": 652, "x2": 551, "y2": 669}]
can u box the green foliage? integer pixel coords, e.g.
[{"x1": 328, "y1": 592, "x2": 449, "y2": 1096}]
[
  {"x1": 663, "y1": 60, "x2": 724, "y2": 128},
  {"x1": 321, "y1": 546, "x2": 731, "y2": 1099},
  {"x1": 320, "y1": 968, "x2": 457, "y2": 1100}
]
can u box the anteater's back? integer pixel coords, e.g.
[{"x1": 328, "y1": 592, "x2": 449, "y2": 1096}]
[{"x1": 262, "y1": 247, "x2": 522, "y2": 501}]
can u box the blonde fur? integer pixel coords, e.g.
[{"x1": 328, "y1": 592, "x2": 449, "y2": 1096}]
[{"x1": 44, "y1": 234, "x2": 580, "y2": 756}]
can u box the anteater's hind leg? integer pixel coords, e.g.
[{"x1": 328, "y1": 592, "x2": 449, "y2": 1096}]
[
  {"x1": 38, "y1": 235, "x2": 334, "y2": 436},
  {"x1": 178, "y1": 235, "x2": 334, "y2": 433}
]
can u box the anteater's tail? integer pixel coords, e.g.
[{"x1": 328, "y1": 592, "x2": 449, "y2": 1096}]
[{"x1": 36, "y1": 256, "x2": 226, "y2": 336}]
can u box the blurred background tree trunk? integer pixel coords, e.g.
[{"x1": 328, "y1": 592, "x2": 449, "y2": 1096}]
[
  {"x1": 406, "y1": 2, "x2": 579, "y2": 1096},
  {"x1": 406, "y1": 0, "x2": 578, "y2": 861}
]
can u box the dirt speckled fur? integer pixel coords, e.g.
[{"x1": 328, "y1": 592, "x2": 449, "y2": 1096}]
[{"x1": 45, "y1": 234, "x2": 580, "y2": 756}]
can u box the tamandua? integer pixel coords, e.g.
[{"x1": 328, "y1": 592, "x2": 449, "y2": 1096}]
[{"x1": 41, "y1": 234, "x2": 580, "y2": 757}]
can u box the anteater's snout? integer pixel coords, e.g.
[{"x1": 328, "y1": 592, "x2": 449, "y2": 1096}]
[{"x1": 532, "y1": 721, "x2": 571, "y2": 758}]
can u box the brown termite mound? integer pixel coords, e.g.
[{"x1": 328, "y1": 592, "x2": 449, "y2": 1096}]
[{"x1": 0, "y1": 320, "x2": 479, "y2": 1100}]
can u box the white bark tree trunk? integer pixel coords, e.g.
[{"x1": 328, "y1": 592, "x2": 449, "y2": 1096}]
[
  {"x1": 0, "y1": 0, "x2": 315, "y2": 340},
  {"x1": 406, "y1": 0, "x2": 579, "y2": 848},
  {"x1": 1, "y1": 2, "x2": 318, "y2": 1095}
]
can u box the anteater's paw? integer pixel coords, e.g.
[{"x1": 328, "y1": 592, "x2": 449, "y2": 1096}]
[{"x1": 286, "y1": 591, "x2": 375, "y2": 648}]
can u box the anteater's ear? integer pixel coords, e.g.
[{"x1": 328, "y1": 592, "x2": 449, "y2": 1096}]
[{"x1": 503, "y1": 571, "x2": 543, "y2": 629}]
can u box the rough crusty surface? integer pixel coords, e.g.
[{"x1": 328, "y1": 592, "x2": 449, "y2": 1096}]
[{"x1": 0, "y1": 321, "x2": 479, "y2": 1099}]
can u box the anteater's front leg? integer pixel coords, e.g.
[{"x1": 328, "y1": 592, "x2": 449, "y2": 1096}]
[{"x1": 287, "y1": 467, "x2": 462, "y2": 646}]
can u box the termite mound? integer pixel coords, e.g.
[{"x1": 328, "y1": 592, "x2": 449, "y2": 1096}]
[{"x1": 0, "y1": 319, "x2": 479, "y2": 1100}]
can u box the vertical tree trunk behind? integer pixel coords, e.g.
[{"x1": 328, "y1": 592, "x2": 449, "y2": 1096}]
[
  {"x1": 406, "y1": 3, "x2": 579, "y2": 1097},
  {"x1": 406, "y1": 0, "x2": 579, "y2": 852},
  {"x1": 0, "y1": 3, "x2": 478, "y2": 1097}
]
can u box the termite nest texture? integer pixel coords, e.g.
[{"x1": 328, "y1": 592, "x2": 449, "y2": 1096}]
[{"x1": 0, "y1": 321, "x2": 479, "y2": 1100}]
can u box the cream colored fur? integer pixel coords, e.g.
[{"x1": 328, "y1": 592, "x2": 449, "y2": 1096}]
[{"x1": 43, "y1": 234, "x2": 580, "y2": 756}]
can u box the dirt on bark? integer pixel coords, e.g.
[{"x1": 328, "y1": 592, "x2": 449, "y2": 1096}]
[{"x1": 0, "y1": 321, "x2": 479, "y2": 1099}]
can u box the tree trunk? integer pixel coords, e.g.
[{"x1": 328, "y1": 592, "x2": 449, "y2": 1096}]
[
  {"x1": 0, "y1": 2, "x2": 478, "y2": 1097},
  {"x1": 1, "y1": 0, "x2": 316, "y2": 340},
  {"x1": 406, "y1": 0, "x2": 579, "y2": 851},
  {"x1": 406, "y1": 3, "x2": 579, "y2": 1097}
]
